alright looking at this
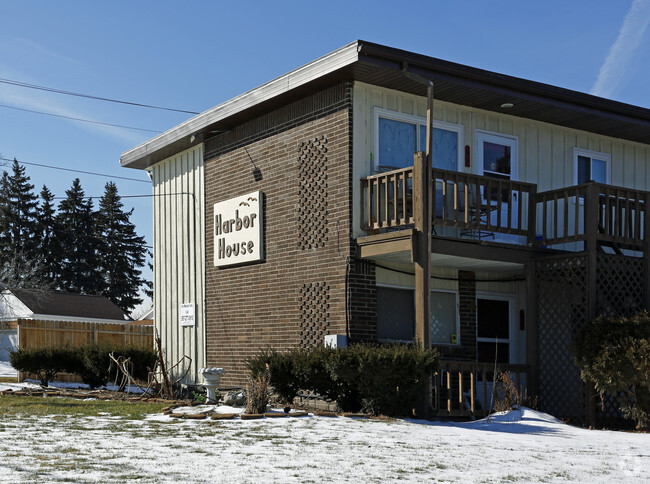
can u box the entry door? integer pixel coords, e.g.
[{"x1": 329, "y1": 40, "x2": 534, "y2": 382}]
[
  {"x1": 476, "y1": 131, "x2": 519, "y2": 234},
  {"x1": 476, "y1": 294, "x2": 514, "y2": 363}
]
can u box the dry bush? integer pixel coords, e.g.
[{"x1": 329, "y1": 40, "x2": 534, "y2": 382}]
[
  {"x1": 493, "y1": 371, "x2": 522, "y2": 412},
  {"x1": 246, "y1": 363, "x2": 271, "y2": 414}
]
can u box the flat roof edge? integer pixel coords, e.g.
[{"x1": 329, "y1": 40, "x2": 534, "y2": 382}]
[{"x1": 120, "y1": 41, "x2": 360, "y2": 169}]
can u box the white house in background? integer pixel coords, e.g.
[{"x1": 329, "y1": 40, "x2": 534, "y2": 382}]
[{"x1": 0, "y1": 289, "x2": 131, "y2": 361}]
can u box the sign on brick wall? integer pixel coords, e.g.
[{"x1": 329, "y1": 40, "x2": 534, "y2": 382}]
[{"x1": 213, "y1": 191, "x2": 264, "y2": 268}]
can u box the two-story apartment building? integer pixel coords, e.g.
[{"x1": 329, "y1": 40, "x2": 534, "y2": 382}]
[{"x1": 120, "y1": 41, "x2": 650, "y2": 424}]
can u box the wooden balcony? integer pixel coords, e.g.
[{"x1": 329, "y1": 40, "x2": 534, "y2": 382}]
[
  {"x1": 360, "y1": 166, "x2": 650, "y2": 251},
  {"x1": 433, "y1": 360, "x2": 528, "y2": 418}
]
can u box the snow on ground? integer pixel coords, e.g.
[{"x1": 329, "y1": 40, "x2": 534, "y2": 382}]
[
  {"x1": 0, "y1": 383, "x2": 648, "y2": 483},
  {"x1": 0, "y1": 360, "x2": 16, "y2": 378}
]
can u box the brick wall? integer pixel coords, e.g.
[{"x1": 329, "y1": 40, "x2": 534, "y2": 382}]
[
  {"x1": 204, "y1": 83, "x2": 374, "y2": 386},
  {"x1": 438, "y1": 270, "x2": 477, "y2": 361}
]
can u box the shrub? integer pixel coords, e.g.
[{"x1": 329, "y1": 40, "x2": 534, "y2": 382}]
[
  {"x1": 327, "y1": 343, "x2": 439, "y2": 415},
  {"x1": 9, "y1": 346, "x2": 77, "y2": 386},
  {"x1": 572, "y1": 312, "x2": 650, "y2": 429},
  {"x1": 247, "y1": 343, "x2": 439, "y2": 416},
  {"x1": 9, "y1": 343, "x2": 158, "y2": 389}
]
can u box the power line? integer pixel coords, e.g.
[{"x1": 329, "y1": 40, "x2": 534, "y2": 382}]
[
  {"x1": 0, "y1": 103, "x2": 162, "y2": 133},
  {"x1": 0, "y1": 157, "x2": 151, "y2": 183},
  {"x1": 0, "y1": 77, "x2": 200, "y2": 115}
]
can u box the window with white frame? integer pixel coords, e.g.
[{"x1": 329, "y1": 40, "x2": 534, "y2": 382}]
[
  {"x1": 376, "y1": 284, "x2": 459, "y2": 345},
  {"x1": 573, "y1": 148, "x2": 610, "y2": 185},
  {"x1": 374, "y1": 108, "x2": 462, "y2": 172},
  {"x1": 430, "y1": 290, "x2": 459, "y2": 345}
]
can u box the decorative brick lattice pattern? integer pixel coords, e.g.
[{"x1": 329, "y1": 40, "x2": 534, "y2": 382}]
[
  {"x1": 298, "y1": 136, "x2": 328, "y2": 249},
  {"x1": 536, "y1": 255, "x2": 588, "y2": 422},
  {"x1": 299, "y1": 282, "x2": 330, "y2": 347}
]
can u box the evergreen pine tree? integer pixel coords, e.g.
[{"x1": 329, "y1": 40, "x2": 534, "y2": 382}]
[
  {"x1": 0, "y1": 160, "x2": 40, "y2": 283},
  {"x1": 56, "y1": 178, "x2": 102, "y2": 294},
  {"x1": 34, "y1": 185, "x2": 62, "y2": 286},
  {"x1": 95, "y1": 182, "x2": 148, "y2": 313}
]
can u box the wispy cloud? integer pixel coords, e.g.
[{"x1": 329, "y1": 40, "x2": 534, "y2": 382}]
[
  {"x1": 0, "y1": 67, "x2": 148, "y2": 146},
  {"x1": 591, "y1": 0, "x2": 650, "y2": 99}
]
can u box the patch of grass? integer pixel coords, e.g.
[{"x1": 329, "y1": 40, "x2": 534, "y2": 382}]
[
  {"x1": 0, "y1": 377, "x2": 16, "y2": 383},
  {"x1": 0, "y1": 395, "x2": 167, "y2": 419}
]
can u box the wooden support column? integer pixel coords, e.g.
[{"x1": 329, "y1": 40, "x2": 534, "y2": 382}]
[
  {"x1": 640, "y1": 192, "x2": 650, "y2": 426},
  {"x1": 525, "y1": 261, "x2": 538, "y2": 398},
  {"x1": 584, "y1": 182, "x2": 599, "y2": 427},
  {"x1": 413, "y1": 82, "x2": 433, "y2": 418},
  {"x1": 413, "y1": 150, "x2": 431, "y2": 348}
]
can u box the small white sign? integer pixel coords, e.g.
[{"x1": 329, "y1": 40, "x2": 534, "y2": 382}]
[
  {"x1": 180, "y1": 303, "x2": 195, "y2": 327},
  {"x1": 214, "y1": 190, "x2": 264, "y2": 267}
]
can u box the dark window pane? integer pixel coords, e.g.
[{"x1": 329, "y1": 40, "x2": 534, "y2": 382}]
[
  {"x1": 577, "y1": 155, "x2": 590, "y2": 184},
  {"x1": 477, "y1": 342, "x2": 510, "y2": 363},
  {"x1": 477, "y1": 299, "x2": 509, "y2": 339},
  {"x1": 483, "y1": 142, "x2": 511, "y2": 176},
  {"x1": 419, "y1": 126, "x2": 458, "y2": 171},
  {"x1": 377, "y1": 287, "x2": 415, "y2": 340}
]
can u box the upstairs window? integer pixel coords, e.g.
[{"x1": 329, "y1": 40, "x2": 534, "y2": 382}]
[
  {"x1": 374, "y1": 108, "x2": 462, "y2": 172},
  {"x1": 573, "y1": 148, "x2": 610, "y2": 185}
]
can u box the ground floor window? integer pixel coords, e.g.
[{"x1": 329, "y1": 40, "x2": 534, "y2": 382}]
[
  {"x1": 376, "y1": 285, "x2": 414, "y2": 341},
  {"x1": 376, "y1": 286, "x2": 459, "y2": 345}
]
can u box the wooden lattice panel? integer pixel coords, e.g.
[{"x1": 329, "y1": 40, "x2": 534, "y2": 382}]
[
  {"x1": 297, "y1": 136, "x2": 328, "y2": 250},
  {"x1": 596, "y1": 254, "x2": 644, "y2": 317},
  {"x1": 299, "y1": 282, "x2": 330, "y2": 347},
  {"x1": 536, "y1": 255, "x2": 588, "y2": 422}
]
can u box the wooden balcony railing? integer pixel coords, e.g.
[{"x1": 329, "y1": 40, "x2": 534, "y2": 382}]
[
  {"x1": 535, "y1": 182, "x2": 649, "y2": 250},
  {"x1": 433, "y1": 360, "x2": 528, "y2": 418},
  {"x1": 432, "y1": 169, "x2": 536, "y2": 238},
  {"x1": 360, "y1": 167, "x2": 414, "y2": 230},
  {"x1": 360, "y1": 166, "x2": 649, "y2": 251},
  {"x1": 361, "y1": 167, "x2": 536, "y2": 237}
]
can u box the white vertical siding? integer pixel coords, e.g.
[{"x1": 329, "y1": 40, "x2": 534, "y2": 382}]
[{"x1": 151, "y1": 145, "x2": 205, "y2": 384}]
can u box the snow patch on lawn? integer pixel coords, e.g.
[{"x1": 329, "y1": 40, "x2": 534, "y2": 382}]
[{"x1": 1, "y1": 384, "x2": 648, "y2": 483}]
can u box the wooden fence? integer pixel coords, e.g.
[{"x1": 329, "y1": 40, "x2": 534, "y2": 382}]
[{"x1": 17, "y1": 319, "x2": 153, "y2": 383}]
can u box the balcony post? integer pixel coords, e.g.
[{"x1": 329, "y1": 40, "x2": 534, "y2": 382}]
[
  {"x1": 584, "y1": 182, "x2": 599, "y2": 427},
  {"x1": 644, "y1": 193, "x2": 650, "y2": 311},
  {"x1": 413, "y1": 150, "x2": 431, "y2": 349}
]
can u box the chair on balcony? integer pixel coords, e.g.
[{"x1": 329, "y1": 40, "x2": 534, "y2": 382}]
[{"x1": 458, "y1": 183, "x2": 496, "y2": 240}]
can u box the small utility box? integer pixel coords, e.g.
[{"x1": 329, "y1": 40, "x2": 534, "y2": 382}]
[{"x1": 324, "y1": 334, "x2": 347, "y2": 348}]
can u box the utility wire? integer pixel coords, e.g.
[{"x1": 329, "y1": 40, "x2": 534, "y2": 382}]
[
  {"x1": 0, "y1": 156, "x2": 150, "y2": 183},
  {"x1": 0, "y1": 103, "x2": 162, "y2": 133},
  {"x1": 0, "y1": 77, "x2": 200, "y2": 115}
]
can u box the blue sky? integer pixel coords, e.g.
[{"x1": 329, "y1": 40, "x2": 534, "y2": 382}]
[{"x1": 1, "y1": 0, "x2": 650, "y2": 310}]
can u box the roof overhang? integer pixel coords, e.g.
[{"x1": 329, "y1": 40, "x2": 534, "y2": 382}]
[{"x1": 121, "y1": 40, "x2": 650, "y2": 170}]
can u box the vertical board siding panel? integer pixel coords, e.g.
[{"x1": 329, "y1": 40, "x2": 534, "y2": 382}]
[
  {"x1": 537, "y1": 126, "x2": 552, "y2": 192},
  {"x1": 633, "y1": 146, "x2": 643, "y2": 190},
  {"x1": 197, "y1": 154, "x2": 206, "y2": 370},
  {"x1": 151, "y1": 145, "x2": 205, "y2": 383},
  {"x1": 564, "y1": 132, "x2": 577, "y2": 186},
  {"x1": 523, "y1": 122, "x2": 538, "y2": 183},
  {"x1": 551, "y1": 128, "x2": 565, "y2": 189}
]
